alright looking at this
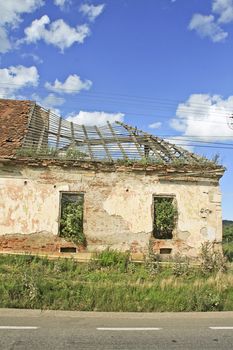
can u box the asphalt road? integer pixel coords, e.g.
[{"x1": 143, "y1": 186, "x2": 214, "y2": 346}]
[{"x1": 0, "y1": 309, "x2": 233, "y2": 350}]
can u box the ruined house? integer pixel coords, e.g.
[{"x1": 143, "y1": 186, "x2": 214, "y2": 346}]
[{"x1": 0, "y1": 98, "x2": 225, "y2": 259}]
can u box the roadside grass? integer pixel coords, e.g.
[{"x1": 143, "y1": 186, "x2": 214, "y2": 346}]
[
  {"x1": 0, "y1": 253, "x2": 233, "y2": 312},
  {"x1": 223, "y1": 242, "x2": 233, "y2": 262},
  {"x1": 223, "y1": 220, "x2": 233, "y2": 262}
]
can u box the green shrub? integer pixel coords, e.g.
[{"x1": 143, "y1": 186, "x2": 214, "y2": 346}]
[
  {"x1": 96, "y1": 249, "x2": 129, "y2": 272},
  {"x1": 223, "y1": 242, "x2": 233, "y2": 262},
  {"x1": 0, "y1": 254, "x2": 233, "y2": 312},
  {"x1": 60, "y1": 197, "x2": 86, "y2": 246},
  {"x1": 172, "y1": 255, "x2": 190, "y2": 276},
  {"x1": 146, "y1": 240, "x2": 161, "y2": 274},
  {"x1": 200, "y1": 242, "x2": 227, "y2": 274},
  {"x1": 153, "y1": 197, "x2": 177, "y2": 239},
  {"x1": 64, "y1": 148, "x2": 87, "y2": 159},
  {"x1": 223, "y1": 220, "x2": 233, "y2": 242}
]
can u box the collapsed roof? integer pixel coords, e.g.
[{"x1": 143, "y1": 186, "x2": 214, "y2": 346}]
[{"x1": 0, "y1": 99, "x2": 220, "y2": 167}]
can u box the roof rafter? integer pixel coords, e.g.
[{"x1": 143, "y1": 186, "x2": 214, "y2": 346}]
[{"x1": 16, "y1": 102, "x2": 215, "y2": 166}]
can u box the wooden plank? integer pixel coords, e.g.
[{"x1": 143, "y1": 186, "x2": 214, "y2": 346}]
[
  {"x1": 120, "y1": 123, "x2": 144, "y2": 158},
  {"x1": 163, "y1": 140, "x2": 198, "y2": 162},
  {"x1": 94, "y1": 126, "x2": 112, "y2": 161},
  {"x1": 70, "y1": 122, "x2": 75, "y2": 143},
  {"x1": 118, "y1": 122, "x2": 166, "y2": 161},
  {"x1": 56, "y1": 117, "x2": 62, "y2": 149},
  {"x1": 35, "y1": 107, "x2": 48, "y2": 151},
  {"x1": 21, "y1": 103, "x2": 37, "y2": 149},
  {"x1": 107, "y1": 121, "x2": 128, "y2": 159},
  {"x1": 150, "y1": 136, "x2": 178, "y2": 161},
  {"x1": 27, "y1": 102, "x2": 36, "y2": 129},
  {"x1": 37, "y1": 124, "x2": 46, "y2": 151},
  {"x1": 82, "y1": 124, "x2": 94, "y2": 161},
  {"x1": 145, "y1": 135, "x2": 165, "y2": 161},
  {"x1": 45, "y1": 129, "x2": 146, "y2": 145}
]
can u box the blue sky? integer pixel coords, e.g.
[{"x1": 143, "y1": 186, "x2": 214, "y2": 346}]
[{"x1": 0, "y1": 0, "x2": 233, "y2": 219}]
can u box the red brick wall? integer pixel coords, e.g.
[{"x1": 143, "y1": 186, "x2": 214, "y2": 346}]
[
  {"x1": 0, "y1": 233, "x2": 84, "y2": 255},
  {"x1": 0, "y1": 99, "x2": 33, "y2": 157}
]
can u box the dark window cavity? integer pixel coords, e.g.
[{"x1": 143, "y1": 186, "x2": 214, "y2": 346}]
[
  {"x1": 159, "y1": 248, "x2": 172, "y2": 254},
  {"x1": 60, "y1": 247, "x2": 77, "y2": 253}
]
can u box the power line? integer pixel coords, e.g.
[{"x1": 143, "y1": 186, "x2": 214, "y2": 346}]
[
  {"x1": 0, "y1": 81, "x2": 231, "y2": 110},
  {"x1": 160, "y1": 135, "x2": 233, "y2": 138},
  {"x1": 166, "y1": 138, "x2": 233, "y2": 147},
  {"x1": 0, "y1": 95, "x2": 231, "y2": 126},
  {"x1": 0, "y1": 85, "x2": 232, "y2": 117},
  {"x1": 174, "y1": 143, "x2": 233, "y2": 150},
  {"x1": 0, "y1": 91, "x2": 232, "y2": 117}
]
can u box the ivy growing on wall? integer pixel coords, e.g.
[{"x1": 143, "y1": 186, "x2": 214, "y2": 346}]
[
  {"x1": 59, "y1": 193, "x2": 86, "y2": 246},
  {"x1": 153, "y1": 197, "x2": 177, "y2": 239}
]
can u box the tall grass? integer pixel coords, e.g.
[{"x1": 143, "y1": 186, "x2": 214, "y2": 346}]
[
  {"x1": 0, "y1": 253, "x2": 233, "y2": 311},
  {"x1": 223, "y1": 242, "x2": 233, "y2": 262}
]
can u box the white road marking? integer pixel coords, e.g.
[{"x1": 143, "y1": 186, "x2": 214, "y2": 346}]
[
  {"x1": 97, "y1": 327, "x2": 162, "y2": 331},
  {"x1": 209, "y1": 327, "x2": 233, "y2": 330},
  {"x1": 0, "y1": 326, "x2": 39, "y2": 330}
]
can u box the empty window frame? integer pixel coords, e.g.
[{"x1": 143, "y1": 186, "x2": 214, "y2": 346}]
[
  {"x1": 59, "y1": 192, "x2": 85, "y2": 245},
  {"x1": 153, "y1": 196, "x2": 177, "y2": 239}
]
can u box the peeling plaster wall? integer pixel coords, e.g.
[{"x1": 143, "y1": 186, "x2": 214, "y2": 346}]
[{"x1": 0, "y1": 164, "x2": 223, "y2": 257}]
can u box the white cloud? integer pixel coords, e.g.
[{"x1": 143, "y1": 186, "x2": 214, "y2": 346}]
[
  {"x1": 0, "y1": 0, "x2": 44, "y2": 53},
  {"x1": 170, "y1": 94, "x2": 233, "y2": 141},
  {"x1": 0, "y1": 27, "x2": 11, "y2": 53},
  {"x1": 188, "y1": 14, "x2": 228, "y2": 42},
  {"x1": 21, "y1": 53, "x2": 43, "y2": 64},
  {"x1": 54, "y1": 0, "x2": 68, "y2": 9},
  {"x1": 79, "y1": 3, "x2": 105, "y2": 22},
  {"x1": 188, "y1": 0, "x2": 233, "y2": 42},
  {"x1": 66, "y1": 111, "x2": 124, "y2": 126},
  {"x1": 0, "y1": 0, "x2": 44, "y2": 26},
  {"x1": 149, "y1": 122, "x2": 162, "y2": 129},
  {"x1": 32, "y1": 93, "x2": 65, "y2": 115},
  {"x1": 212, "y1": 0, "x2": 233, "y2": 23},
  {"x1": 0, "y1": 65, "x2": 39, "y2": 98},
  {"x1": 22, "y1": 15, "x2": 90, "y2": 51},
  {"x1": 40, "y1": 93, "x2": 65, "y2": 107},
  {"x1": 45, "y1": 74, "x2": 92, "y2": 94}
]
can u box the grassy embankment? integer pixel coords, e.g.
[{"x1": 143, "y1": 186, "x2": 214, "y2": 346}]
[
  {"x1": 0, "y1": 221, "x2": 232, "y2": 312},
  {"x1": 223, "y1": 220, "x2": 233, "y2": 262},
  {"x1": 0, "y1": 245, "x2": 233, "y2": 312}
]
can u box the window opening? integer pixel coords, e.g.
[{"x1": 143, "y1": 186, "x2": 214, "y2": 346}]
[
  {"x1": 153, "y1": 196, "x2": 177, "y2": 239},
  {"x1": 59, "y1": 193, "x2": 86, "y2": 246}
]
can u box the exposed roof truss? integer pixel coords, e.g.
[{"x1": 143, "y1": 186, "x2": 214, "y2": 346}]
[{"x1": 19, "y1": 104, "x2": 205, "y2": 164}]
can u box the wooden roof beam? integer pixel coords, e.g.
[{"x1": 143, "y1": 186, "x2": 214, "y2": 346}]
[
  {"x1": 94, "y1": 125, "x2": 113, "y2": 162},
  {"x1": 82, "y1": 124, "x2": 94, "y2": 161},
  {"x1": 118, "y1": 122, "x2": 145, "y2": 159},
  {"x1": 107, "y1": 121, "x2": 128, "y2": 159}
]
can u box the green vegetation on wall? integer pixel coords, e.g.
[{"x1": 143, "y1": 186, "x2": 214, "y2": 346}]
[
  {"x1": 223, "y1": 220, "x2": 233, "y2": 242},
  {"x1": 223, "y1": 220, "x2": 233, "y2": 262},
  {"x1": 59, "y1": 193, "x2": 86, "y2": 246},
  {"x1": 153, "y1": 197, "x2": 177, "y2": 239}
]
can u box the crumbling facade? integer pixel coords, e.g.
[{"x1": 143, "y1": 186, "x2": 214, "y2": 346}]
[{"x1": 0, "y1": 99, "x2": 225, "y2": 259}]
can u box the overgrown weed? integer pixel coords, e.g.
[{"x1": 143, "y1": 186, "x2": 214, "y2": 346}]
[
  {"x1": 200, "y1": 242, "x2": 227, "y2": 275},
  {"x1": 93, "y1": 249, "x2": 130, "y2": 272},
  {"x1": 0, "y1": 252, "x2": 232, "y2": 312},
  {"x1": 172, "y1": 254, "x2": 190, "y2": 276}
]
